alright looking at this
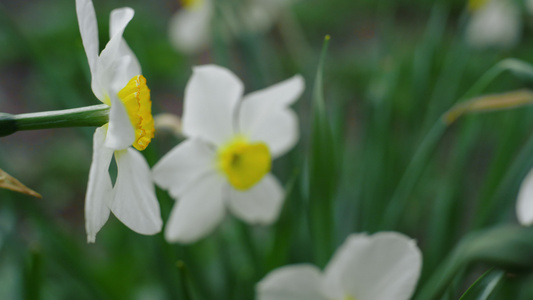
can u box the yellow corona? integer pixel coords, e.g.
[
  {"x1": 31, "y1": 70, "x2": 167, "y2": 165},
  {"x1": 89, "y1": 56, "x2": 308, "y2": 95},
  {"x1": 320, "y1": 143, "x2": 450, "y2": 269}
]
[{"x1": 117, "y1": 75, "x2": 155, "y2": 151}]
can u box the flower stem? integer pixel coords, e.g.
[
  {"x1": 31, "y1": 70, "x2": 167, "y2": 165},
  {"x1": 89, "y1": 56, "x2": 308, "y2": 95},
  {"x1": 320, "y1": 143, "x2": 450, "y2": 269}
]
[{"x1": 0, "y1": 104, "x2": 109, "y2": 137}]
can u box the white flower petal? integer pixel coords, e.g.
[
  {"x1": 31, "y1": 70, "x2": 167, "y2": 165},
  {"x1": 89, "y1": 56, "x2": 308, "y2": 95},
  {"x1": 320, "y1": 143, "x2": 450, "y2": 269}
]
[
  {"x1": 247, "y1": 109, "x2": 298, "y2": 158},
  {"x1": 517, "y1": 167, "x2": 533, "y2": 225},
  {"x1": 75, "y1": 0, "x2": 103, "y2": 100},
  {"x1": 165, "y1": 172, "x2": 226, "y2": 244},
  {"x1": 85, "y1": 126, "x2": 113, "y2": 243},
  {"x1": 228, "y1": 174, "x2": 284, "y2": 225},
  {"x1": 241, "y1": 74, "x2": 304, "y2": 114},
  {"x1": 239, "y1": 75, "x2": 304, "y2": 157},
  {"x1": 257, "y1": 264, "x2": 327, "y2": 300},
  {"x1": 168, "y1": 1, "x2": 213, "y2": 54},
  {"x1": 324, "y1": 232, "x2": 422, "y2": 300},
  {"x1": 152, "y1": 138, "x2": 216, "y2": 199},
  {"x1": 95, "y1": 7, "x2": 135, "y2": 96},
  {"x1": 105, "y1": 93, "x2": 135, "y2": 150},
  {"x1": 182, "y1": 65, "x2": 244, "y2": 146},
  {"x1": 111, "y1": 148, "x2": 162, "y2": 235},
  {"x1": 109, "y1": 8, "x2": 142, "y2": 91}
]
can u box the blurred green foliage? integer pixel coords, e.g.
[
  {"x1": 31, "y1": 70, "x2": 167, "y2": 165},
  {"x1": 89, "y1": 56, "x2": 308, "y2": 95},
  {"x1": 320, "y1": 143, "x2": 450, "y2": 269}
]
[{"x1": 2, "y1": 0, "x2": 533, "y2": 299}]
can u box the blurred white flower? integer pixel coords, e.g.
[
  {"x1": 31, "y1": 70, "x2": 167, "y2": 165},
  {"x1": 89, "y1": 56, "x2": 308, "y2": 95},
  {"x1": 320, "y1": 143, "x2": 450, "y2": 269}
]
[
  {"x1": 257, "y1": 232, "x2": 422, "y2": 300},
  {"x1": 517, "y1": 167, "x2": 533, "y2": 225},
  {"x1": 465, "y1": 0, "x2": 521, "y2": 50},
  {"x1": 527, "y1": 0, "x2": 533, "y2": 15},
  {"x1": 76, "y1": 0, "x2": 162, "y2": 242},
  {"x1": 168, "y1": 0, "x2": 292, "y2": 54},
  {"x1": 153, "y1": 65, "x2": 304, "y2": 243},
  {"x1": 154, "y1": 113, "x2": 183, "y2": 138}
]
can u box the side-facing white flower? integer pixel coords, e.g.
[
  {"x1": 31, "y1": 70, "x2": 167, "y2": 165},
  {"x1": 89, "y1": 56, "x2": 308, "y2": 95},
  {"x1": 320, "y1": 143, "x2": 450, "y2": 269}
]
[
  {"x1": 153, "y1": 65, "x2": 304, "y2": 243},
  {"x1": 168, "y1": 0, "x2": 292, "y2": 54},
  {"x1": 517, "y1": 167, "x2": 533, "y2": 226},
  {"x1": 257, "y1": 232, "x2": 422, "y2": 300},
  {"x1": 76, "y1": 0, "x2": 162, "y2": 242},
  {"x1": 465, "y1": 0, "x2": 521, "y2": 50}
]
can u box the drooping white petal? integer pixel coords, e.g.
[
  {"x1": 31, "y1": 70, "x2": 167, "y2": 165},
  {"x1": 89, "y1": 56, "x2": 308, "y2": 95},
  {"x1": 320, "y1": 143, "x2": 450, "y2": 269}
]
[
  {"x1": 85, "y1": 126, "x2": 114, "y2": 243},
  {"x1": 152, "y1": 138, "x2": 216, "y2": 199},
  {"x1": 111, "y1": 148, "x2": 162, "y2": 235},
  {"x1": 76, "y1": 0, "x2": 103, "y2": 100},
  {"x1": 168, "y1": 1, "x2": 213, "y2": 54},
  {"x1": 517, "y1": 167, "x2": 533, "y2": 225},
  {"x1": 182, "y1": 65, "x2": 244, "y2": 146},
  {"x1": 257, "y1": 264, "x2": 327, "y2": 300},
  {"x1": 164, "y1": 172, "x2": 226, "y2": 244},
  {"x1": 95, "y1": 7, "x2": 135, "y2": 96},
  {"x1": 239, "y1": 75, "x2": 304, "y2": 157},
  {"x1": 109, "y1": 8, "x2": 142, "y2": 91},
  {"x1": 324, "y1": 232, "x2": 422, "y2": 300},
  {"x1": 227, "y1": 174, "x2": 284, "y2": 225},
  {"x1": 105, "y1": 93, "x2": 135, "y2": 150}
]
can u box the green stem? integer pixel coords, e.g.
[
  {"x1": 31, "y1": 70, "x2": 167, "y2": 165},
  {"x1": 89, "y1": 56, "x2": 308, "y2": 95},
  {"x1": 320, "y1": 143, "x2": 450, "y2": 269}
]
[
  {"x1": 236, "y1": 220, "x2": 263, "y2": 278},
  {"x1": 0, "y1": 104, "x2": 109, "y2": 137},
  {"x1": 177, "y1": 261, "x2": 193, "y2": 300}
]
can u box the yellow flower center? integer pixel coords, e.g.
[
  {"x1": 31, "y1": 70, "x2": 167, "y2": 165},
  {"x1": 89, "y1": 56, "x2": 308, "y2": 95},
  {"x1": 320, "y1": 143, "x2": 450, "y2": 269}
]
[
  {"x1": 468, "y1": 0, "x2": 490, "y2": 11},
  {"x1": 181, "y1": 0, "x2": 204, "y2": 10},
  {"x1": 217, "y1": 136, "x2": 271, "y2": 190},
  {"x1": 117, "y1": 75, "x2": 155, "y2": 151}
]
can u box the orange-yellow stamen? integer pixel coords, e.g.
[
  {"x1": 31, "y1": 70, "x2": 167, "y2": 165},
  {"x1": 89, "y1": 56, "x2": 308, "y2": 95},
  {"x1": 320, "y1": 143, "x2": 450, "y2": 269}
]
[
  {"x1": 117, "y1": 75, "x2": 155, "y2": 151},
  {"x1": 217, "y1": 136, "x2": 271, "y2": 190}
]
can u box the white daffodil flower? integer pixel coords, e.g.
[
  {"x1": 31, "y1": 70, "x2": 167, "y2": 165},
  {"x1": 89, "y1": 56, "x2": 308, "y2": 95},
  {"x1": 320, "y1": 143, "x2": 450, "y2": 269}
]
[
  {"x1": 465, "y1": 0, "x2": 521, "y2": 50},
  {"x1": 153, "y1": 65, "x2": 304, "y2": 243},
  {"x1": 517, "y1": 167, "x2": 533, "y2": 226},
  {"x1": 257, "y1": 232, "x2": 422, "y2": 300},
  {"x1": 168, "y1": 0, "x2": 292, "y2": 54},
  {"x1": 76, "y1": 0, "x2": 162, "y2": 242}
]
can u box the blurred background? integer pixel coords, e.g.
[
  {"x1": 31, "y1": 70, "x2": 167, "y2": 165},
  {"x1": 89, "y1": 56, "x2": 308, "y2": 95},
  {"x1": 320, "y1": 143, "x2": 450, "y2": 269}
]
[{"x1": 2, "y1": 0, "x2": 533, "y2": 299}]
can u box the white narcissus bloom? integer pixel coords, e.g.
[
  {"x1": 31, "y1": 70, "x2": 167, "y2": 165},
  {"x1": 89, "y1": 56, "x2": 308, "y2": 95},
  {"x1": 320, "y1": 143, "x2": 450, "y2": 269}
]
[
  {"x1": 153, "y1": 65, "x2": 304, "y2": 243},
  {"x1": 76, "y1": 0, "x2": 162, "y2": 242},
  {"x1": 465, "y1": 0, "x2": 521, "y2": 50},
  {"x1": 257, "y1": 232, "x2": 422, "y2": 300},
  {"x1": 517, "y1": 167, "x2": 533, "y2": 226},
  {"x1": 168, "y1": 0, "x2": 292, "y2": 54}
]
